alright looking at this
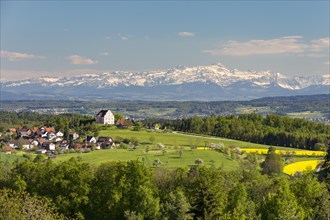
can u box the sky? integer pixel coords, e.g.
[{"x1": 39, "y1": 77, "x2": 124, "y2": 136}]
[{"x1": 1, "y1": 1, "x2": 329, "y2": 81}]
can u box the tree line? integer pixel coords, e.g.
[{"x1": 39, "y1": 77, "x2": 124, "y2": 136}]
[
  {"x1": 2, "y1": 94, "x2": 329, "y2": 118},
  {"x1": 160, "y1": 114, "x2": 330, "y2": 150},
  {"x1": 0, "y1": 153, "x2": 329, "y2": 220}
]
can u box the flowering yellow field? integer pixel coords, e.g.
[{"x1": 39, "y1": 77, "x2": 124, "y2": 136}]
[
  {"x1": 196, "y1": 147, "x2": 211, "y2": 150},
  {"x1": 241, "y1": 148, "x2": 326, "y2": 156},
  {"x1": 283, "y1": 160, "x2": 324, "y2": 175}
]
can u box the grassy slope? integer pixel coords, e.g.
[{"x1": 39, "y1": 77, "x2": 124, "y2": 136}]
[
  {"x1": 2, "y1": 128, "x2": 324, "y2": 171},
  {"x1": 98, "y1": 127, "x2": 291, "y2": 149},
  {"x1": 0, "y1": 152, "x2": 26, "y2": 163},
  {"x1": 54, "y1": 148, "x2": 239, "y2": 171}
]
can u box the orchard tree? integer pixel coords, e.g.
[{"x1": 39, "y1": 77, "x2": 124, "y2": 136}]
[
  {"x1": 194, "y1": 158, "x2": 203, "y2": 166},
  {"x1": 149, "y1": 135, "x2": 155, "y2": 144}
]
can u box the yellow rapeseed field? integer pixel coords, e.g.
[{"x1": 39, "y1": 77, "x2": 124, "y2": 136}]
[
  {"x1": 283, "y1": 160, "x2": 324, "y2": 175},
  {"x1": 196, "y1": 147, "x2": 211, "y2": 150},
  {"x1": 241, "y1": 148, "x2": 326, "y2": 156}
]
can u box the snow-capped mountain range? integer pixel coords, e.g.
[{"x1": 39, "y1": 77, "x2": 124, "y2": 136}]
[{"x1": 2, "y1": 63, "x2": 329, "y2": 101}]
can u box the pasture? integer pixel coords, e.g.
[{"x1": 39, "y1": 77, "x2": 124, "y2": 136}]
[
  {"x1": 54, "y1": 147, "x2": 239, "y2": 170},
  {"x1": 1, "y1": 128, "x2": 325, "y2": 173},
  {"x1": 98, "y1": 127, "x2": 297, "y2": 150}
]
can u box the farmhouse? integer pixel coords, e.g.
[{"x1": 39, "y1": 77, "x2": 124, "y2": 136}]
[{"x1": 96, "y1": 110, "x2": 115, "y2": 125}]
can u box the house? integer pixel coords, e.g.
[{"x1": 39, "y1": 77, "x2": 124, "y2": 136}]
[
  {"x1": 37, "y1": 137, "x2": 45, "y2": 145},
  {"x1": 36, "y1": 149, "x2": 47, "y2": 154},
  {"x1": 16, "y1": 128, "x2": 32, "y2": 137},
  {"x1": 2, "y1": 146, "x2": 13, "y2": 154},
  {"x1": 42, "y1": 142, "x2": 56, "y2": 151},
  {"x1": 59, "y1": 140, "x2": 69, "y2": 149},
  {"x1": 56, "y1": 131, "x2": 64, "y2": 137},
  {"x1": 84, "y1": 136, "x2": 97, "y2": 144},
  {"x1": 6, "y1": 128, "x2": 17, "y2": 136},
  {"x1": 22, "y1": 140, "x2": 34, "y2": 150},
  {"x1": 97, "y1": 136, "x2": 114, "y2": 149},
  {"x1": 116, "y1": 118, "x2": 132, "y2": 128},
  {"x1": 9, "y1": 138, "x2": 30, "y2": 149},
  {"x1": 45, "y1": 127, "x2": 55, "y2": 133},
  {"x1": 55, "y1": 137, "x2": 63, "y2": 142},
  {"x1": 96, "y1": 110, "x2": 115, "y2": 125},
  {"x1": 8, "y1": 128, "x2": 17, "y2": 133},
  {"x1": 69, "y1": 132, "x2": 79, "y2": 141},
  {"x1": 47, "y1": 132, "x2": 57, "y2": 140},
  {"x1": 41, "y1": 132, "x2": 48, "y2": 138},
  {"x1": 30, "y1": 140, "x2": 39, "y2": 148},
  {"x1": 74, "y1": 143, "x2": 83, "y2": 149}
]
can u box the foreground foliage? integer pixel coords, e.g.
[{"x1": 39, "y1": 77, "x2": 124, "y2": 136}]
[{"x1": 0, "y1": 156, "x2": 329, "y2": 220}]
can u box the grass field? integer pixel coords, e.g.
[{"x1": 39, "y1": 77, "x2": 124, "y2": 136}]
[
  {"x1": 98, "y1": 128, "x2": 297, "y2": 150},
  {"x1": 286, "y1": 111, "x2": 324, "y2": 120},
  {"x1": 54, "y1": 148, "x2": 239, "y2": 170},
  {"x1": 1, "y1": 128, "x2": 325, "y2": 172},
  {"x1": 0, "y1": 152, "x2": 26, "y2": 163}
]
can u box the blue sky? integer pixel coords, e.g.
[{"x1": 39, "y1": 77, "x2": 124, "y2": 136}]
[{"x1": 1, "y1": 1, "x2": 329, "y2": 80}]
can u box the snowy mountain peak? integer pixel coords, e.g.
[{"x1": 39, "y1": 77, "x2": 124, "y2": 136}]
[{"x1": 2, "y1": 63, "x2": 329, "y2": 94}]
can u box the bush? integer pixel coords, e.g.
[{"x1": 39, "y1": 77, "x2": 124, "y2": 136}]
[
  {"x1": 119, "y1": 143, "x2": 128, "y2": 149},
  {"x1": 22, "y1": 154, "x2": 32, "y2": 160},
  {"x1": 123, "y1": 138, "x2": 130, "y2": 144},
  {"x1": 115, "y1": 136, "x2": 124, "y2": 143}
]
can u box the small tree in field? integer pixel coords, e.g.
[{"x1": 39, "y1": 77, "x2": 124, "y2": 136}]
[
  {"x1": 178, "y1": 147, "x2": 183, "y2": 158},
  {"x1": 149, "y1": 135, "x2": 155, "y2": 144},
  {"x1": 195, "y1": 158, "x2": 203, "y2": 166},
  {"x1": 153, "y1": 158, "x2": 162, "y2": 167}
]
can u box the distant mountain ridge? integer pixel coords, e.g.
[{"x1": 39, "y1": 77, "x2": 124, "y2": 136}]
[{"x1": 1, "y1": 63, "x2": 329, "y2": 101}]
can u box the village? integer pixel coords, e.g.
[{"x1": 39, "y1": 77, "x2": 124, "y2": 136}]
[{"x1": 0, "y1": 110, "x2": 130, "y2": 157}]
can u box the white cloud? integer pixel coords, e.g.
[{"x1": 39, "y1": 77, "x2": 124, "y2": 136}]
[
  {"x1": 67, "y1": 55, "x2": 98, "y2": 65},
  {"x1": 0, "y1": 50, "x2": 46, "y2": 61},
  {"x1": 309, "y1": 37, "x2": 330, "y2": 52},
  {"x1": 99, "y1": 52, "x2": 109, "y2": 56},
  {"x1": 178, "y1": 32, "x2": 195, "y2": 37},
  {"x1": 118, "y1": 34, "x2": 129, "y2": 41},
  {"x1": 204, "y1": 36, "x2": 329, "y2": 57}
]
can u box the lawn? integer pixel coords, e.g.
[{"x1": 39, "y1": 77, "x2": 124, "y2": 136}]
[
  {"x1": 98, "y1": 127, "x2": 294, "y2": 150},
  {"x1": 286, "y1": 111, "x2": 324, "y2": 120},
  {"x1": 54, "y1": 147, "x2": 239, "y2": 170},
  {"x1": 2, "y1": 128, "x2": 325, "y2": 172},
  {"x1": 0, "y1": 152, "x2": 26, "y2": 163}
]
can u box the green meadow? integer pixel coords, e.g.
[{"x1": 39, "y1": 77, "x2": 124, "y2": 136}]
[
  {"x1": 1, "y1": 128, "x2": 324, "y2": 170},
  {"x1": 98, "y1": 127, "x2": 281, "y2": 149}
]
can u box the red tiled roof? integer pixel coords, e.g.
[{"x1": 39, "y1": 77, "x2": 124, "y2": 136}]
[
  {"x1": 45, "y1": 127, "x2": 55, "y2": 133},
  {"x1": 3, "y1": 146, "x2": 12, "y2": 151},
  {"x1": 8, "y1": 128, "x2": 16, "y2": 132}
]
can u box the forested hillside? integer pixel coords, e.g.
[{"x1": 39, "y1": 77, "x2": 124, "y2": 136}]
[{"x1": 160, "y1": 114, "x2": 330, "y2": 150}]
